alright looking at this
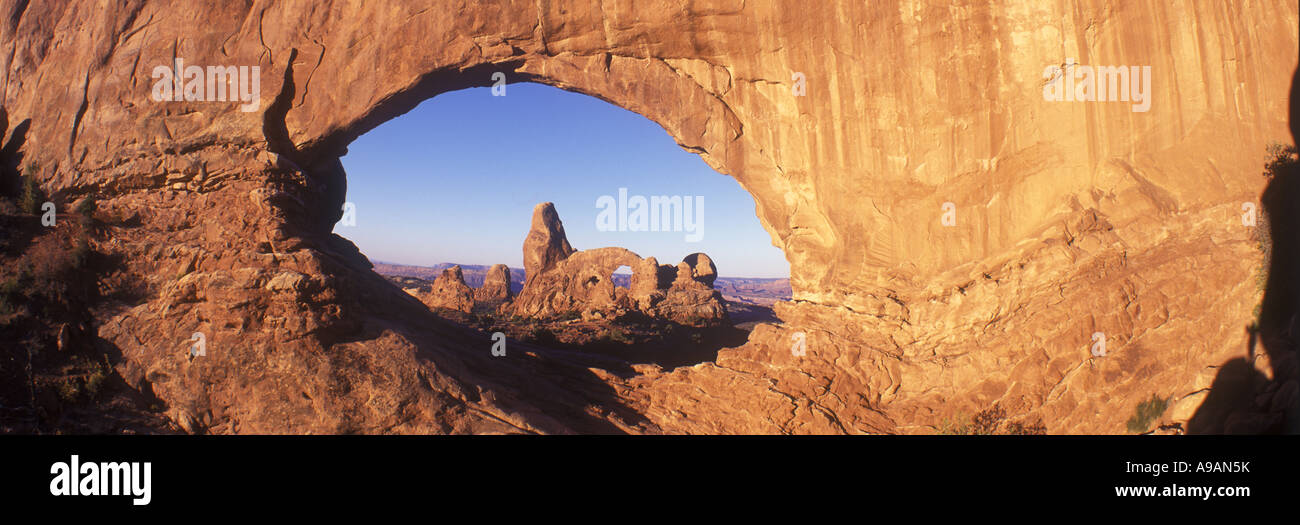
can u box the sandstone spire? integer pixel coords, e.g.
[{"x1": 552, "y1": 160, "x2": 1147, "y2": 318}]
[
  {"x1": 475, "y1": 263, "x2": 513, "y2": 303},
  {"x1": 421, "y1": 265, "x2": 475, "y2": 313},
  {"x1": 522, "y1": 202, "x2": 576, "y2": 289}
]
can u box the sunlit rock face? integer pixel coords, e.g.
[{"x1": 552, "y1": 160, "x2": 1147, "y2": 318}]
[
  {"x1": 2, "y1": 1, "x2": 1296, "y2": 433},
  {"x1": 421, "y1": 266, "x2": 475, "y2": 314},
  {"x1": 511, "y1": 203, "x2": 729, "y2": 326},
  {"x1": 475, "y1": 264, "x2": 513, "y2": 305}
]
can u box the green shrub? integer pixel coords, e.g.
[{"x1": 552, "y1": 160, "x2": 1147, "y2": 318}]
[
  {"x1": 74, "y1": 194, "x2": 96, "y2": 220},
  {"x1": 57, "y1": 377, "x2": 80, "y2": 403},
  {"x1": 18, "y1": 165, "x2": 45, "y2": 215},
  {"x1": 936, "y1": 405, "x2": 1046, "y2": 435},
  {"x1": 937, "y1": 413, "x2": 970, "y2": 435},
  {"x1": 605, "y1": 326, "x2": 633, "y2": 344},
  {"x1": 1126, "y1": 394, "x2": 1169, "y2": 434},
  {"x1": 0, "y1": 277, "x2": 21, "y2": 314},
  {"x1": 84, "y1": 356, "x2": 111, "y2": 399}
]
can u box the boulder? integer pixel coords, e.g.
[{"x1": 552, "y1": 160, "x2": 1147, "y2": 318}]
[{"x1": 682, "y1": 253, "x2": 717, "y2": 287}]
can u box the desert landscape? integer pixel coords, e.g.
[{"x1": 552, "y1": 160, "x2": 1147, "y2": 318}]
[{"x1": 1, "y1": 0, "x2": 1299, "y2": 436}]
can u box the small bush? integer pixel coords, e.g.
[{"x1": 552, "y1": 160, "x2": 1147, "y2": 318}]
[
  {"x1": 84, "y1": 356, "x2": 111, "y2": 399},
  {"x1": 1003, "y1": 419, "x2": 1048, "y2": 435},
  {"x1": 967, "y1": 405, "x2": 1007, "y2": 435},
  {"x1": 1126, "y1": 394, "x2": 1169, "y2": 434},
  {"x1": 937, "y1": 413, "x2": 969, "y2": 435},
  {"x1": 1264, "y1": 143, "x2": 1299, "y2": 177},
  {"x1": 57, "y1": 377, "x2": 80, "y2": 403},
  {"x1": 0, "y1": 277, "x2": 22, "y2": 315},
  {"x1": 74, "y1": 194, "x2": 96, "y2": 217},
  {"x1": 605, "y1": 326, "x2": 633, "y2": 344},
  {"x1": 18, "y1": 165, "x2": 45, "y2": 215},
  {"x1": 936, "y1": 404, "x2": 1047, "y2": 435}
]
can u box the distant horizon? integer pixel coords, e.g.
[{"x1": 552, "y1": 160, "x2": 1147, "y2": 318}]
[
  {"x1": 335, "y1": 82, "x2": 790, "y2": 279},
  {"x1": 368, "y1": 259, "x2": 790, "y2": 281}
]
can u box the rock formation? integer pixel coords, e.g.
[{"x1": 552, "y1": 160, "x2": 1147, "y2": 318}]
[
  {"x1": 474, "y1": 264, "x2": 513, "y2": 305},
  {"x1": 1, "y1": 1, "x2": 1296, "y2": 434},
  {"x1": 659, "y1": 255, "x2": 729, "y2": 327},
  {"x1": 680, "y1": 253, "x2": 717, "y2": 288},
  {"x1": 521, "y1": 203, "x2": 575, "y2": 290},
  {"x1": 511, "y1": 203, "x2": 728, "y2": 327},
  {"x1": 420, "y1": 266, "x2": 475, "y2": 313}
]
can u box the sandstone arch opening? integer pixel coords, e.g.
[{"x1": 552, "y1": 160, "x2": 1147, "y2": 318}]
[
  {"x1": 612, "y1": 265, "x2": 632, "y2": 289},
  {"x1": 334, "y1": 82, "x2": 789, "y2": 369}
]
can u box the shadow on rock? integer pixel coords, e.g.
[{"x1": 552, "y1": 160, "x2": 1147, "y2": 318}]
[{"x1": 1189, "y1": 64, "x2": 1300, "y2": 434}]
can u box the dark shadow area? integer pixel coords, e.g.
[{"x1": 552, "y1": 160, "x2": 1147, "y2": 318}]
[
  {"x1": 319, "y1": 260, "x2": 657, "y2": 434},
  {"x1": 379, "y1": 268, "x2": 757, "y2": 371},
  {"x1": 301, "y1": 232, "x2": 655, "y2": 434},
  {"x1": 0, "y1": 191, "x2": 170, "y2": 434},
  {"x1": 1186, "y1": 358, "x2": 1279, "y2": 434},
  {"x1": 0, "y1": 108, "x2": 168, "y2": 433},
  {"x1": 503, "y1": 313, "x2": 750, "y2": 371},
  {"x1": 1188, "y1": 63, "x2": 1300, "y2": 434},
  {"x1": 0, "y1": 109, "x2": 31, "y2": 196}
]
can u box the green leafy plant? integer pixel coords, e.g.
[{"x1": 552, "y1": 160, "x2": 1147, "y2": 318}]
[
  {"x1": 83, "y1": 355, "x2": 111, "y2": 399},
  {"x1": 18, "y1": 164, "x2": 45, "y2": 215},
  {"x1": 1126, "y1": 394, "x2": 1169, "y2": 434},
  {"x1": 74, "y1": 194, "x2": 96, "y2": 222},
  {"x1": 57, "y1": 377, "x2": 81, "y2": 403}
]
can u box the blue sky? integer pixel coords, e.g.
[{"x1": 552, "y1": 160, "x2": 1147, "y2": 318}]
[{"x1": 335, "y1": 82, "x2": 789, "y2": 279}]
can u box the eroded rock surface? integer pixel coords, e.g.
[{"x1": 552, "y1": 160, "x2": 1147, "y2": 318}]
[
  {"x1": 475, "y1": 264, "x2": 513, "y2": 305},
  {"x1": 522, "y1": 203, "x2": 576, "y2": 290},
  {"x1": 421, "y1": 266, "x2": 475, "y2": 313},
  {"x1": 1, "y1": 1, "x2": 1297, "y2": 434},
  {"x1": 512, "y1": 203, "x2": 728, "y2": 327}
]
